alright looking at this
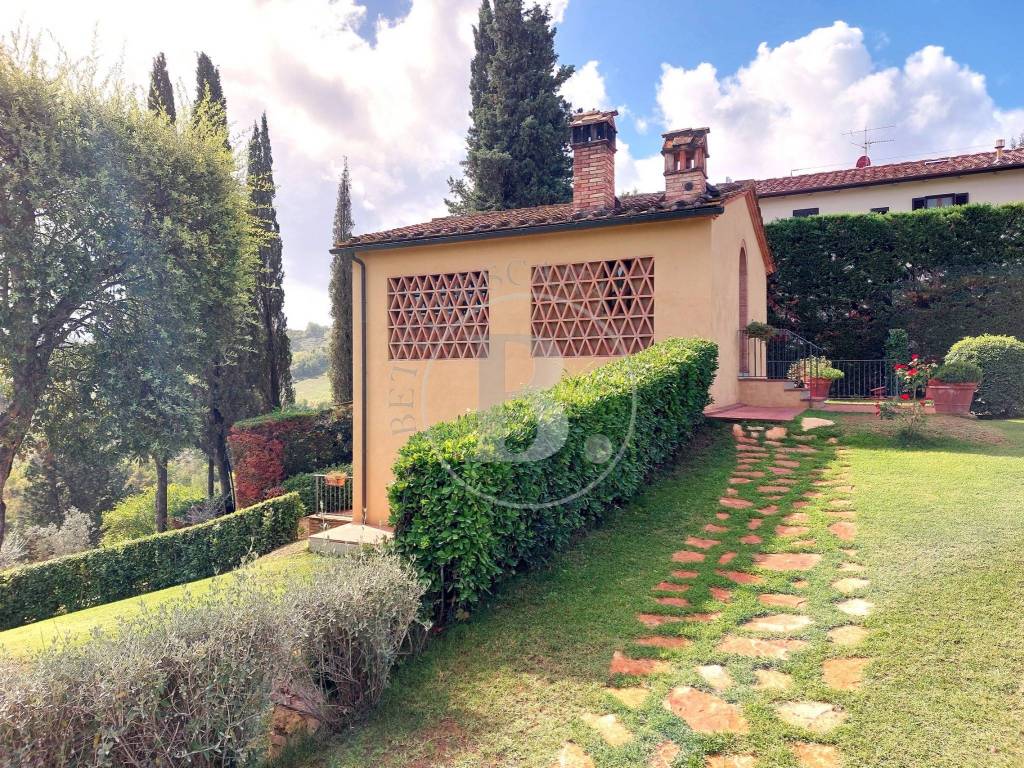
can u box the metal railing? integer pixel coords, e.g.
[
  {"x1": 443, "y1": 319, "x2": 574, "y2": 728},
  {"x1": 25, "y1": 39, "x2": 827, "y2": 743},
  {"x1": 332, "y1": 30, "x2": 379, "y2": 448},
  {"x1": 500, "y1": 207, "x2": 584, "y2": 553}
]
[
  {"x1": 739, "y1": 329, "x2": 897, "y2": 400},
  {"x1": 829, "y1": 360, "x2": 899, "y2": 399},
  {"x1": 312, "y1": 471, "x2": 354, "y2": 517},
  {"x1": 739, "y1": 328, "x2": 826, "y2": 380}
]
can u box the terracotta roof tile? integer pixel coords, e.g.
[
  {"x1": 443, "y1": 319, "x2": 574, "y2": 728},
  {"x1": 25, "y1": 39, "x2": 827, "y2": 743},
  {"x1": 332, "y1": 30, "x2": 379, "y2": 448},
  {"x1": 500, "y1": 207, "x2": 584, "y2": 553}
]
[
  {"x1": 755, "y1": 148, "x2": 1024, "y2": 197},
  {"x1": 338, "y1": 183, "x2": 752, "y2": 250}
]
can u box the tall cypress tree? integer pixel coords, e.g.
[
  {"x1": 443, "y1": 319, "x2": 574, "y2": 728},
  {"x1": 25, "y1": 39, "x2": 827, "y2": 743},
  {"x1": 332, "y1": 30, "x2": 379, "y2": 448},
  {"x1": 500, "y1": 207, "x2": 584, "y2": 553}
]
[
  {"x1": 329, "y1": 159, "x2": 354, "y2": 403},
  {"x1": 247, "y1": 114, "x2": 293, "y2": 410},
  {"x1": 147, "y1": 52, "x2": 176, "y2": 122},
  {"x1": 446, "y1": 0, "x2": 573, "y2": 213},
  {"x1": 191, "y1": 51, "x2": 256, "y2": 504}
]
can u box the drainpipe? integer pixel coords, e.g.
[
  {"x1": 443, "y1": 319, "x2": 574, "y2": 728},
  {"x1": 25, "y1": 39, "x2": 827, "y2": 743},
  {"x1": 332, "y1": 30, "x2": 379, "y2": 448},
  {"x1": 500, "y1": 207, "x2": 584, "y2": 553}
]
[{"x1": 351, "y1": 252, "x2": 368, "y2": 526}]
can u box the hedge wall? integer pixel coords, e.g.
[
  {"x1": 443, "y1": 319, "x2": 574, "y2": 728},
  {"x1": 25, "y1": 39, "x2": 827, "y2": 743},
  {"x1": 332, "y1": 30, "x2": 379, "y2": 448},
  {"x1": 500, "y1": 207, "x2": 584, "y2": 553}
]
[
  {"x1": 228, "y1": 405, "x2": 352, "y2": 507},
  {"x1": 766, "y1": 203, "x2": 1024, "y2": 358},
  {"x1": 389, "y1": 337, "x2": 718, "y2": 619},
  {"x1": 0, "y1": 493, "x2": 305, "y2": 631}
]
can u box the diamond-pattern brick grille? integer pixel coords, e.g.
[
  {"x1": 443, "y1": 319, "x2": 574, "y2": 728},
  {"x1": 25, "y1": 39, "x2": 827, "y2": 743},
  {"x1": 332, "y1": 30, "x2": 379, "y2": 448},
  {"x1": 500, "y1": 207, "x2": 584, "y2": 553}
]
[
  {"x1": 387, "y1": 270, "x2": 489, "y2": 360},
  {"x1": 531, "y1": 257, "x2": 654, "y2": 357}
]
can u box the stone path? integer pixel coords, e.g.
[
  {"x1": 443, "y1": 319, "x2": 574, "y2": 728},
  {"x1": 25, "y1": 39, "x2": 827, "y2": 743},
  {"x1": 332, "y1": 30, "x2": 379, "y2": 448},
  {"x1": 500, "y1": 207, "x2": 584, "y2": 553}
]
[{"x1": 553, "y1": 421, "x2": 874, "y2": 767}]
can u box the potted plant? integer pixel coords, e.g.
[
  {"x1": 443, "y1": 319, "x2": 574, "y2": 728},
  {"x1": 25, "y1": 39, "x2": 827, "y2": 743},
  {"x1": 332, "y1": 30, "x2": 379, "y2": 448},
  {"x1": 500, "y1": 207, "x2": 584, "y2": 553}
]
[
  {"x1": 787, "y1": 355, "x2": 844, "y2": 400},
  {"x1": 926, "y1": 360, "x2": 982, "y2": 415},
  {"x1": 894, "y1": 355, "x2": 937, "y2": 402},
  {"x1": 744, "y1": 320, "x2": 777, "y2": 342}
]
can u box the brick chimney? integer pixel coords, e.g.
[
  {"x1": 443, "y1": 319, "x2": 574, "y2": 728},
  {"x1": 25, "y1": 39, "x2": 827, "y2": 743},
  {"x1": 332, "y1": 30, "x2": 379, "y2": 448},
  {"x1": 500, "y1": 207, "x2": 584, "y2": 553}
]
[
  {"x1": 570, "y1": 109, "x2": 618, "y2": 212},
  {"x1": 662, "y1": 127, "x2": 710, "y2": 204}
]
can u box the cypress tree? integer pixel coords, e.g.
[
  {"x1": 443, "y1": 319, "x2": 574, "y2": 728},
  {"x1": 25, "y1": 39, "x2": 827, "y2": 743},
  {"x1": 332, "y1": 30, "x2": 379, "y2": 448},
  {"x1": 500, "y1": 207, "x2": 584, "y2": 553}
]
[
  {"x1": 247, "y1": 114, "x2": 293, "y2": 410},
  {"x1": 446, "y1": 0, "x2": 573, "y2": 213},
  {"x1": 329, "y1": 159, "x2": 354, "y2": 403},
  {"x1": 147, "y1": 52, "x2": 175, "y2": 122}
]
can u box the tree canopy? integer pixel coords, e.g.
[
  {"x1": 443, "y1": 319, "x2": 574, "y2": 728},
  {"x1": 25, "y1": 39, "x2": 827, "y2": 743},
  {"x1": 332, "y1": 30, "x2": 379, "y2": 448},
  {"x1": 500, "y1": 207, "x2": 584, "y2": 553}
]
[
  {"x1": 446, "y1": 0, "x2": 574, "y2": 213},
  {"x1": 0, "y1": 39, "x2": 255, "y2": 547},
  {"x1": 329, "y1": 159, "x2": 354, "y2": 403}
]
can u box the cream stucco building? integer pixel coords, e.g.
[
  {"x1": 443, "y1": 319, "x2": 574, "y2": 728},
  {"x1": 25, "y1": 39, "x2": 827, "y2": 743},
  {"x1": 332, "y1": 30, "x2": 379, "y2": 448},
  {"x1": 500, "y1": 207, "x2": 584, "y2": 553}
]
[
  {"x1": 757, "y1": 142, "x2": 1024, "y2": 222},
  {"x1": 332, "y1": 113, "x2": 789, "y2": 530}
]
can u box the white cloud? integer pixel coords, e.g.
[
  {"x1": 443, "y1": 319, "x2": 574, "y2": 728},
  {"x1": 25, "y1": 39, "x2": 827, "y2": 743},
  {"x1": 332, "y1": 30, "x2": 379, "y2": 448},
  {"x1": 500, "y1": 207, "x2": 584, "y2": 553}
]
[
  {"x1": 653, "y1": 21, "x2": 1024, "y2": 181},
  {"x1": 1, "y1": 0, "x2": 483, "y2": 326},
  {"x1": 529, "y1": 0, "x2": 570, "y2": 24},
  {"x1": 560, "y1": 59, "x2": 608, "y2": 111}
]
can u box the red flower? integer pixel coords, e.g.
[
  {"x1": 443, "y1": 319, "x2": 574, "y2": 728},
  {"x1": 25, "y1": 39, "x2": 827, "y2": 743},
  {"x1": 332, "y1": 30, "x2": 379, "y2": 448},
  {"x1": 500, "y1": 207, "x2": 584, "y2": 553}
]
[
  {"x1": 911, "y1": 354, "x2": 920, "y2": 360},
  {"x1": 900, "y1": 393, "x2": 910, "y2": 400},
  {"x1": 894, "y1": 364, "x2": 907, "y2": 371},
  {"x1": 907, "y1": 368, "x2": 918, "y2": 376}
]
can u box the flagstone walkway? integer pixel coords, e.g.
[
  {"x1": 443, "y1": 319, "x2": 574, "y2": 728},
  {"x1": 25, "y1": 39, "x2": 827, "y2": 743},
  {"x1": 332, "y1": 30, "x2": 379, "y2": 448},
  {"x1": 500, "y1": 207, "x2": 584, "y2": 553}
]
[{"x1": 554, "y1": 419, "x2": 870, "y2": 768}]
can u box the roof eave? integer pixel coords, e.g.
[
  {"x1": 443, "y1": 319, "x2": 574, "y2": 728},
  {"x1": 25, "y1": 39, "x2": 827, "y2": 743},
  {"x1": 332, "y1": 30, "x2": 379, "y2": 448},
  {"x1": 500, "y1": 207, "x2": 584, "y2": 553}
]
[
  {"x1": 330, "y1": 202, "x2": 726, "y2": 255},
  {"x1": 757, "y1": 161, "x2": 1024, "y2": 198}
]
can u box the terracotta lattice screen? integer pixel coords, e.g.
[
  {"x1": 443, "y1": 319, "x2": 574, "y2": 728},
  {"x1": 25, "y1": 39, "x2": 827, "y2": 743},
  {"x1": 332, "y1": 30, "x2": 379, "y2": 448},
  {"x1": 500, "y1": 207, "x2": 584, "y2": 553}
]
[
  {"x1": 531, "y1": 257, "x2": 654, "y2": 357},
  {"x1": 387, "y1": 270, "x2": 489, "y2": 360}
]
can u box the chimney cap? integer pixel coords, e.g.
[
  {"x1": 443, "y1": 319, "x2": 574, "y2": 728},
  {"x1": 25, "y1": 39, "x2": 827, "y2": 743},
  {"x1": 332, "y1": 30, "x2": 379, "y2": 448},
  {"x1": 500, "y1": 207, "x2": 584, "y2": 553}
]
[
  {"x1": 570, "y1": 109, "x2": 619, "y2": 128},
  {"x1": 661, "y1": 127, "x2": 711, "y2": 156},
  {"x1": 996, "y1": 138, "x2": 1006, "y2": 149}
]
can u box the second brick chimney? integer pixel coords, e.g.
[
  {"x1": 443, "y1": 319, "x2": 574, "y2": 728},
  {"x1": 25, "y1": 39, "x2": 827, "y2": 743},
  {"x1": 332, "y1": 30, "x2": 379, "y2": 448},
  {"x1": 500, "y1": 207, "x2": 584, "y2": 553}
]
[
  {"x1": 662, "y1": 127, "x2": 710, "y2": 204},
  {"x1": 571, "y1": 109, "x2": 618, "y2": 212}
]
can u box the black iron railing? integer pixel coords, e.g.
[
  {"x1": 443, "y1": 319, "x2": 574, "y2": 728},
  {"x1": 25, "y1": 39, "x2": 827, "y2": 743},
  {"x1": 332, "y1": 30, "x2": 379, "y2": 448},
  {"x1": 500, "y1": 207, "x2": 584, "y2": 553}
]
[
  {"x1": 739, "y1": 330, "x2": 896, "y2": 400},
  {"x1": 739, "y1": 329, "x2": 826, "y2": 380},
  {"x1": 829, "y1": 360, "x2": 899, "y2": 399}
]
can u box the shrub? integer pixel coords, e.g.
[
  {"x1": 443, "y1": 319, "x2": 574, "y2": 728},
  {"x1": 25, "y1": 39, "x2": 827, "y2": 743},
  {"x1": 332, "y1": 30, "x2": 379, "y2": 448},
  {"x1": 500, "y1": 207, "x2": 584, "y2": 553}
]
[
  {"x1": 0, "y1": 530, "x2": 27, "y2": 570},
  {"x1": 933, "y1": 360, "x2": 983, "y2": 384},
  {"x1": 744, "y1": 320, "x2": 777, "y2": 341},
  {"x1": 0, "y1": 552, "x2": 424, "y2": 768},
  {"x1": 0, "y1": 576, "x2": 287, "y2": 768},
  {"x1": 228, "y1": 405, "x2": 353, "y2": 507},
  {"x1": 282, "y1": 463, "x2": 352, "y2": 515},
  {"x1": 101, "y1": 484, "x2": 206, "y2": 545},
  {"x1": 389, "y1": 337, "x2": 718, "y2": 619},
  {"x1": 787, "y1": 356, "x2": 845, "y2": 382},
  {"x1": 289, "y1": 552, "x2": 426, "y2": 725},
  {"x1": 18, "y1": 508, "x2": 95, "y2": 563},
  {"x1": 884, "y1": 328, "x2": 911, "y2": 364},
  {"x1": 945, "y1": 334, "x2": 1024, "y2": 417},
  {"x1": 292, "y1": 347, "x2": 330, "y2": 380},
  {"x1": 0, "y1": 493, "x2": 304, "y2": 631}
]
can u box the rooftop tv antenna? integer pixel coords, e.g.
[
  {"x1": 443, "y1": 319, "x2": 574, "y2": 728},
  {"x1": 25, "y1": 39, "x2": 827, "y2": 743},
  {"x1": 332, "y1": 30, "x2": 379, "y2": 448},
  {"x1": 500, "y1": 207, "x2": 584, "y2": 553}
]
[{"x1": 844, "y1": 124, "x2": 894, "y2": 167}]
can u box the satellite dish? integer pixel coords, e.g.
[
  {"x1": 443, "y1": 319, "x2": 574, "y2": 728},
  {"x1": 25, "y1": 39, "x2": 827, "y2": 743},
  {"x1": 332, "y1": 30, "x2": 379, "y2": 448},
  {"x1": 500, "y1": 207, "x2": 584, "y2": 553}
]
[{"x1": 855, "y1": 155, "x2": 872, "y2": 168}]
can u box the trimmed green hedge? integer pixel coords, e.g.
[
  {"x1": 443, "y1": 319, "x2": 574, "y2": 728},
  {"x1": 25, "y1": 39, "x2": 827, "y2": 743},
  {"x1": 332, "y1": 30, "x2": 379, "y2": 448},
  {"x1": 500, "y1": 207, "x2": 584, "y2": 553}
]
[
  {"x1": 389, "y1": 338, "x2": 718, "y2": 618},
  {"x1": 0, "y1": 493, "x2": 305, "y2": 631},
  {"x1": 767, "y1": 203, "x2": 1024, "y2": 358},
  {"x1": 945, "y1": 334, "x2": 1024, "y2": 418}
]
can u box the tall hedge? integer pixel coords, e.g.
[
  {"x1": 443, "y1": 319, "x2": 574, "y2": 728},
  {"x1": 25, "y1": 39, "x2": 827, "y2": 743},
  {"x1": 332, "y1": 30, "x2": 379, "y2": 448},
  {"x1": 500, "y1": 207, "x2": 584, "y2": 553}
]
[
  {"x1": 0, "y1": 493, "x2": 304, "y2": 631},
  {"x1": 389, "y1": 338, "x2": 718, "y2": 618},
  {"x1": 766, "y1": 203, "x2": 1024, "y2": 358},
  {"x1": 228, "y1": 405, "x2": 352, "y2": 506}
]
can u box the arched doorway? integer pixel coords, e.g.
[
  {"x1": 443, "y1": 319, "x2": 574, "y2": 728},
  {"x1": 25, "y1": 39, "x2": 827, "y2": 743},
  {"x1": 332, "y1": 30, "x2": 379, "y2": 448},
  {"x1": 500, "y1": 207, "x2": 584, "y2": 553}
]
[{"x1": 739, "y1": 247, "x2": 749, "y2": 374}]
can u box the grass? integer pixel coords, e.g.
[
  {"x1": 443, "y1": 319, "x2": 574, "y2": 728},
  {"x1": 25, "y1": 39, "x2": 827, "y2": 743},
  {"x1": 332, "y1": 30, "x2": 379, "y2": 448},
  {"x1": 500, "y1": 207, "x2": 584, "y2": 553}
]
[
  {"x1": 299, "y1": 414, "x2": 1024, "y2": 768},
  {"x1": 0, "y1": 547, "x2": 315, "y2": 656},
  {"x1": 294, "y1": 373, "x2": 332, "y2": 406},
  {"x1": 837, "y1": 415, "x2": 1024, "y2": 767}
]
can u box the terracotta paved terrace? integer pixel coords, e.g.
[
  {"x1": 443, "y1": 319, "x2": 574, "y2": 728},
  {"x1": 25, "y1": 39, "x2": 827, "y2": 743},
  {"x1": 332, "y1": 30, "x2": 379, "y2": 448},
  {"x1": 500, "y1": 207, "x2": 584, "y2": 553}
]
[{"x1": 555, "y1": 419, "x2": 866, "y2": 768}]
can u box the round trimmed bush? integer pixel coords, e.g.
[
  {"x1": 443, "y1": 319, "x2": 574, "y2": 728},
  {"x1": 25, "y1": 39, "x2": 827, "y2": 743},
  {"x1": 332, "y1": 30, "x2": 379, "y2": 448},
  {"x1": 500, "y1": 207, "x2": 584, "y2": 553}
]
[{"x1": 945, "y1": 335, "x2": 1024, "y2": 417}]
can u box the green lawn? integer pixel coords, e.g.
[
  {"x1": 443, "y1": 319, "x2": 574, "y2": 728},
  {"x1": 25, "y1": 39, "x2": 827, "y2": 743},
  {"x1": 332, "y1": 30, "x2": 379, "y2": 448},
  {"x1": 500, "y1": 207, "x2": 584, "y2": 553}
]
[
  {"x1": 297, "y1": 416, "x2": 1024, "y2": 768},
  {"x1": 294, "y1": 373, "x2": 332, "y2": 406},
  {"x1": 0, "y1": 548, "x2": 314, "y2": 656}
]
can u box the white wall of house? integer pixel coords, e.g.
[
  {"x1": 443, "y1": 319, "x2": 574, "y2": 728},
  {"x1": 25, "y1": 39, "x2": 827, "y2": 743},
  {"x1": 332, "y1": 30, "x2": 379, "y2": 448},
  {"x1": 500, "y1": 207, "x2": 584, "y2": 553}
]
[{"x1": 759, "y1": 167, "x2": 1024, "y2": 222}]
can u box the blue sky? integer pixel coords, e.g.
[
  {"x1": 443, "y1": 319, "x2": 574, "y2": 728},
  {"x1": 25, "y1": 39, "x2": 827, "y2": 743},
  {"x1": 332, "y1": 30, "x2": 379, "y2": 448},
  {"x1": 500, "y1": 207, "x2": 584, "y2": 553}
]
[{"x1": 3, "y1": 0, "x2": 1022, "y2": 327}]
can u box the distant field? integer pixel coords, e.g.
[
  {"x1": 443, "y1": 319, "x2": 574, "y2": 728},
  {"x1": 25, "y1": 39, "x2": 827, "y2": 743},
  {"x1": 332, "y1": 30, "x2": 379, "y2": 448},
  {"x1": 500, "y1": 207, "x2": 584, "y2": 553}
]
[{"x1": 293, "y1": 373, "x2": 332, "y2": 405}]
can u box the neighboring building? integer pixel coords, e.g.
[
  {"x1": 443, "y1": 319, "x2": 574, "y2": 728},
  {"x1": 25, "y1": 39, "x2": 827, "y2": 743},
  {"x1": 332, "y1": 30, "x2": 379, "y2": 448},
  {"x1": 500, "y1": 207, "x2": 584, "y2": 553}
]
[
  {"x1": 756, "y1": 141, "x2": 1024, "y2": 222},
  {"x1": 332, "y1": 112, "x2": 791, "y2": 530}
]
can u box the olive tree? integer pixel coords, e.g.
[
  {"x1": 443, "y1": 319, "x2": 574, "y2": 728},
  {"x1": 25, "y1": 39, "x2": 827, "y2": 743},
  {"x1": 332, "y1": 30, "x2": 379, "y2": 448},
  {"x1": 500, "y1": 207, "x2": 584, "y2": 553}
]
[{"x1": 0, "y1": 39, "x2": 255, "y2": 545}]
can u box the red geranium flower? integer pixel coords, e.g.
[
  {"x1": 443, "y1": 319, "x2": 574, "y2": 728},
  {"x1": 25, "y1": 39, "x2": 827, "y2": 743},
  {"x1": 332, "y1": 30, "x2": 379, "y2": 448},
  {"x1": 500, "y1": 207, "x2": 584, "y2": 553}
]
[
  {"x1": 900, "y1": 393, "x2": 910, "y2": 400},
  {"x1": 911, "y1": 354, "x2": 920, "y2": 360},
  {"x1": 907, "y1": 368, "x2": 918, "y2": 376},
  {"x1": 894, "y1": 363, "x2": 907, "y2": 371}
]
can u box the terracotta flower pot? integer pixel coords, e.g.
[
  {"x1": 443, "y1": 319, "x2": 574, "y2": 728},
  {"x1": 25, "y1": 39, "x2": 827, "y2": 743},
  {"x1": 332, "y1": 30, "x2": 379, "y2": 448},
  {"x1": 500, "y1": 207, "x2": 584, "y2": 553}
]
[
  {"x1": 806, "y1": 377, "x2": 834, "y2": 400},
  {"x1": 925, "y1": 379, "x2": 978, "y2": 415}
]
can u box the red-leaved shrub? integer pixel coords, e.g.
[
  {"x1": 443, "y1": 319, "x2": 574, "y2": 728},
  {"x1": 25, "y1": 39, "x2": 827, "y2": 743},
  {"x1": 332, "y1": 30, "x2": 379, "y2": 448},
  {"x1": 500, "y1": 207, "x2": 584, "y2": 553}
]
[{"x1": 230, "y1": 432, "x2": 286, "y2": 508}]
